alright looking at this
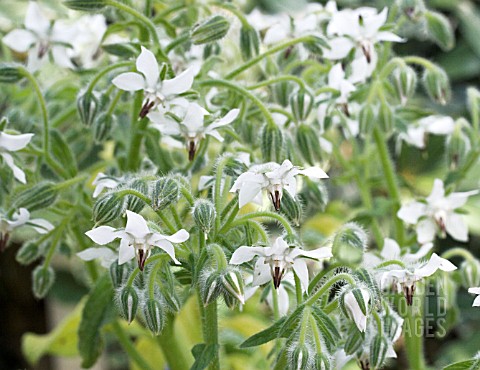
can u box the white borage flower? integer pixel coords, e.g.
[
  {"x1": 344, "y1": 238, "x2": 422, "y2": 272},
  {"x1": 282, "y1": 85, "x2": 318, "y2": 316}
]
[
  {"x1": 397, "y1": 179, "x2": 478, "y2": 244},
  {"x1": 468, "y1": 287, "x2": 480, "y2": 307},
  {"x1": 243, "y1": 272, "x2": 293, "y2": 316},
  {"x1": 0, "y1": 130, "x2": 34, "y2": 184},
  {"x1": 2, "y1": 1, "x2": 74, "y2": 71},
  {"x1": 326, "y1": 7, "x2": 404, "y2": 63},
  {"x1": 112, "y1": 46, "x2": 196, "y2": 118},
  {"x1": 76, "y1": 247, "x2": 117, "y2": 268},
  {"x1": 230, "y1": 159, "x2": 328, "y2": 211},
  {"x1": 230, "y1": 236, "x2": 332, "y2": 292},
  {"x1": 381, "y1": 253, "x2": 457, "y2": 305},
  {"x1": 148, "y1": 102, "x2": 240, "y2": 161},
  {"x1": 0, "y1": 208, "x2": 54, "y2": 251},
  {"x1": 85, "y1": 210, "x2": 189, "y2": 271},
  {"x1": 326, "y1": 64, "x2": 356, "y2": 106},
  {"x1": 343, "y1": 288, "x2": 370, "y2": 332},
  {"x1": 92, "y1": 172, "x2": 124, "y2": 198},
  {"x1": 397, "y1": 115, "x2": 455, "y2": 151}
]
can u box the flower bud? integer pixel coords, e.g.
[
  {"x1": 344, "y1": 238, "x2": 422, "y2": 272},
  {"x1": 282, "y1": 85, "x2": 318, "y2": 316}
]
[
  {"x1": 303, "y1": 35, "x2": 330, "y2": 55},
  {"x1": 0, "y1": 63, "x2": 24, "y2": 83},
  {"x1": 332, "y1": 222, "x2": 367, "y2": 265},
  {"x1": 299, "y1": 178, "x2": 329, "y2": 213},
  {"x1": 125, "y1": 179, "x2": 148, "y2": 213},
  {"x1": 314, "y1": 353, "x2": 332, "y2": 370},
  {"x1": 398, "y1": 0, "x2": 425, "y2": 20},
  {"x1": 261, "y1": 123, "x2": 284, "y2": 163},
  {"x1": 223, "y1": 155, "x2": 248, "y2": 177},
  {"x1": 77, "y1": 90, "x2": 98, "y2": 126},
  {"x1": 425, "y1": 10, "x2": 454, "y2": 51},
  {"x1": 110, "y1": 260, "x2": 130, "y2": 288},
  {"x1": 392, "y1": 65, "x2": 417, "y2": 105},
  {"x1": 290, "y1": 89, "x2": 313, "y2": 123},
  {"x1": 14, "y1": 182, "x2": 58, "y2": 211},
  {"x1": 192, "y1": 199, "x2": 216, "y2": 235},
  {"x1": 93, "y1": 192, "x2": 125, "y2": 224},
  {"x1": 423, "y1": 66, "x2": 450, "y2": 105},
  {"x1": 190, "y1": 15, "x2": 230, "y2": 45},
  {"x1": 359, "y1": 104, "x2": 375, "y2": 138},
  {"x1": 344, "y1": 326, "x2": 365, "y2": 355},
  {"x1": 296, "y1": 123, "x2": 321, "y2": 166},
  {"x1": 16, "y1": 240, "x2": 43, "y2": 265},
  {"x1": 32, "y1": 265, "x2": 55, "y2": 299},
  {"x1": 151, "y1": 177, "x2": 179, "y2": 211},
  {"x1": 143, "y1": 298, "x2": 165, "y2": 335},
  {"x1": 383, "y1": 309, "x2": 403, "y2": 343},
  {"x1": 240, "y1": 26, "x2": 259, "y2": 61},
  {"x1": 446, "y1": 119, "x2": 472, "y2": 170},
  {"x1": 467, "y1": 87, "x2": 480, "y2": 119},
  {"x1": 119, "y1": 285, "x2": 139, "y2": 323},
  {"x1": 459, "y1": 259, "x2": 480, "y2": 289},
  {"x1": 369, "y1": 335, "x2": 388, "y2": 369},
  {"x1": 92, "y1": 112, "x2": 114, "y2": 143},
  {"x1": 289, "y1": 343, "x2": 312, "y2": 370},
  {"x1": 378, "y1": 102, "x2": 394, "y2": 136},
  {"x1": 280, "y1": 191, "x2": 303, "y2": 227},
  {"x1": 201, "y1": 270, "x2": 222, "y2": 305},
  {"x1": 221, "y1": 269, "x2": 245, "y2": 305},
  {"x1": 63, "y1": 0, "x2": 107, "y2": 11},
  {"x1": 273, "y1": 81, "x2": 293, "y2": 107}
]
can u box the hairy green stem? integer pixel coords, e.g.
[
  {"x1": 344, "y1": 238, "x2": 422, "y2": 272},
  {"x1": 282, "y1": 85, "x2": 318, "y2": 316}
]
[
  {"x1": 306, "y1": 273, "x2": 356, "y2": 306},
  {"x1": 228, "y1": 211, "x2": 295, "y2": 236},
  {"x1": 294, "y1": 272, "x2": 303, "y2": 305}
]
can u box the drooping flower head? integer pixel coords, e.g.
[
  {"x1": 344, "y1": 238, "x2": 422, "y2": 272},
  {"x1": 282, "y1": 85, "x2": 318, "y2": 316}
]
[
  {"x1": 0, "y1": 129, "x2": 33, "y2": 183},
  {"x1": 112, "y1": 47, "x2": 195, "y2": 118},
  {"x1": 85, "y1": 210, "x2": 189, "y2": 270},
  {"x1": 397, "y1": 179, "x2": 478, "y2": 244},
  {"x1": 230, "y1": 159, "x2": 328, "y2": 211},
  {"x1": 0, "y1": 208, "x2": 54, "y2": 252},
  {"x1": 397, "y1": 115, "x2": 455, "y2": 150},
  {"x1": 148, "y1": 102, "x2": 239, "y2": 160},
  {"x1": 230, "y1": 236, "x2": 332, "y2": 291}
]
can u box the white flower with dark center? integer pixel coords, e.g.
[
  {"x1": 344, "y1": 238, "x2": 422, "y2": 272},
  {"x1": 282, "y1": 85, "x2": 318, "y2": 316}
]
[
  {"x1": 327, "y1": 64, "x2": 356, "y2": 105},
  {"x1": 92, "y1": 172, "x2": 123, "y2": 198},
  {"x1": 0, "y1": 130, "x2": 34, "y2": 183},
  {"x1": 85, "y1": 210, "x2": 189, "y2": 271},
  {"x1": 112, "y1": 47, "x2": 196, "y2": 118},
  {"x1": 230, "y1": 236, "x2": 332, "y2": 291},
  {"x1": 398, "y1": 115, "x2": 455, "y2": 150},
  {"x1": 68, "y1": 14, "x2": 107, "y2": 68},
  {"x1": 398, "y1": 179, "x2": 478, "y2": 243},
  {"x1": 468, "y1": 287, "x2": 480, "y2": 307},
  {"x1": 230, "y1": 159, "x2": 328, "y2": 211},
  {"x1": 326, "y1": 7, "x2": 404, "y2": 63},
  {"x1": 148, "y1": 102, "x2": 239, "y2": 161},
  {"x1": 381, "y1": 253, "x2": 456, "y2": 305},
  {"x1": 2, "y1": 2, "x2": 74, "y2": 71},
  {"x1": 0, "y1": 208, "x2": 54, "y2": 251}
]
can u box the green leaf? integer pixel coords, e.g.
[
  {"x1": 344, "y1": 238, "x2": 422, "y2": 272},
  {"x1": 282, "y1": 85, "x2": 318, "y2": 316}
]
[
  {"x1": 310, "y1": 306, "x2": 341, "y2": 352},
  {"x1": 50, "y1": 130, "x2": 78, "y2": 177},
  {"x1": 443, "y1": 359, "x2": 480, "y2": 370},
  {"x1": 239, "y1": 317, "x2": 286, "y2": 348},
  {"x1": 22, "y1": 300, "x2": 85, "y2": 365},
  {"x1": 190, "y1": 343, "x2": 218, "y2": 370},
  {"x1": 455, "y1": 2, "x2": 480, "y2": 59},
  {"x1": 78, "y1": 274, "x2": 115, "y2": 368},
  {"x1": 278, "y1": 305, "x2": 306, "y2": 338}
]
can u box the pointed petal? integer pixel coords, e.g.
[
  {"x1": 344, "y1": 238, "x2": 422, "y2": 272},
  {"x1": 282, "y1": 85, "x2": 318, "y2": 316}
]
[
  {"x1": 162, "y1": 229, "x2": 189, "y2": 243},
  {"x1": 404, "y1": 242, "x2": 434, "y2": 263},
  {"x1": 381, "y1": 238, "x2": 401, "y2": 260},
  {"x1": 85, "y1": 226, "x2": 117, "y2": 245},
  {"x1": 298, "y1": 167, "x2": 329, "y2": 179},
  {"x1": 28, "y1": 218, "x2": 54, "y2": 234},
  {"x1": 125, "y1": 211, "x2": 150, "y2": 239},
  {"x1": 377, "y1": 31, "x2": 405, "y2": 42},
  {"x1": 112, "y1": 72, "x2": 145, "y2": 91},
  {"x1": 473, "y1": 295, "x2": 480, "y2": 307},
  {"x1": 51, "y1": 45, "x2": 74, "y2": 69},
  {"x1": 25, "y1": 2, "x2": 50, "y2": 35},
  {"x1": 426, "y1": 179, "x2": 445, "y2": 204},
  {"x1": 445, "y1": 213, "x2": 469, "y2": 242},
  {"x1": 210, "y1": 109, "x2": 240, "y2": 128},
  {"x1": 1, "y1": 153, "x2": 26, "y2": 183},
  {"x1": 230, "y1": 246, "x2": 266, "y2": 264},
  {"x1": 238, "y1": 183, "x2": 263, "y2": 208},
  {"x1": 468, "y1": 287, "x2": 480, "y2": 294},
  {"x1": 296, "y1": 246, "x2": 333, "y2": 260},
  {"x1": 2, "y1": 29, "x2": 36, "y2": 52},
  {"x1": 446, "y1": 190, "x2": 479, "y2": 209},
  {"x1": 415, "y1": 253, "x2": 456, "y2": 277},
  {"x1": 416, "y1": 218, "x2": 437, "y2": 244},
  {"x1": 0, "y1": 132, "x2": 34, "y2": 151},
  {"x1": 77, "y1": 247, "x2": 116, "y2": 262},
  {"x1": 161, "y1": 67, "x2": 195, "y2": 96},
  {"x1": 292, "y1": 259, "x2": 309, "y2": 292},
  {"x1": 152, "y1": 239, "x2": 180, "y2": 264},
  {"x1": 182, "y1": 103, "x2": 206, "y2": 132},
  {"x1": 136, "y1": 46, "x2": 159, "y2": 88},
  {"x1": 252, "y1": 257, "x2": 272, "y2": 286},
  {"x1": 118, "y1": 238, "x2": 135, "y2": 264},
  {"x1": 397, "y1": 202, "x2": 427, "y2": 224}
]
